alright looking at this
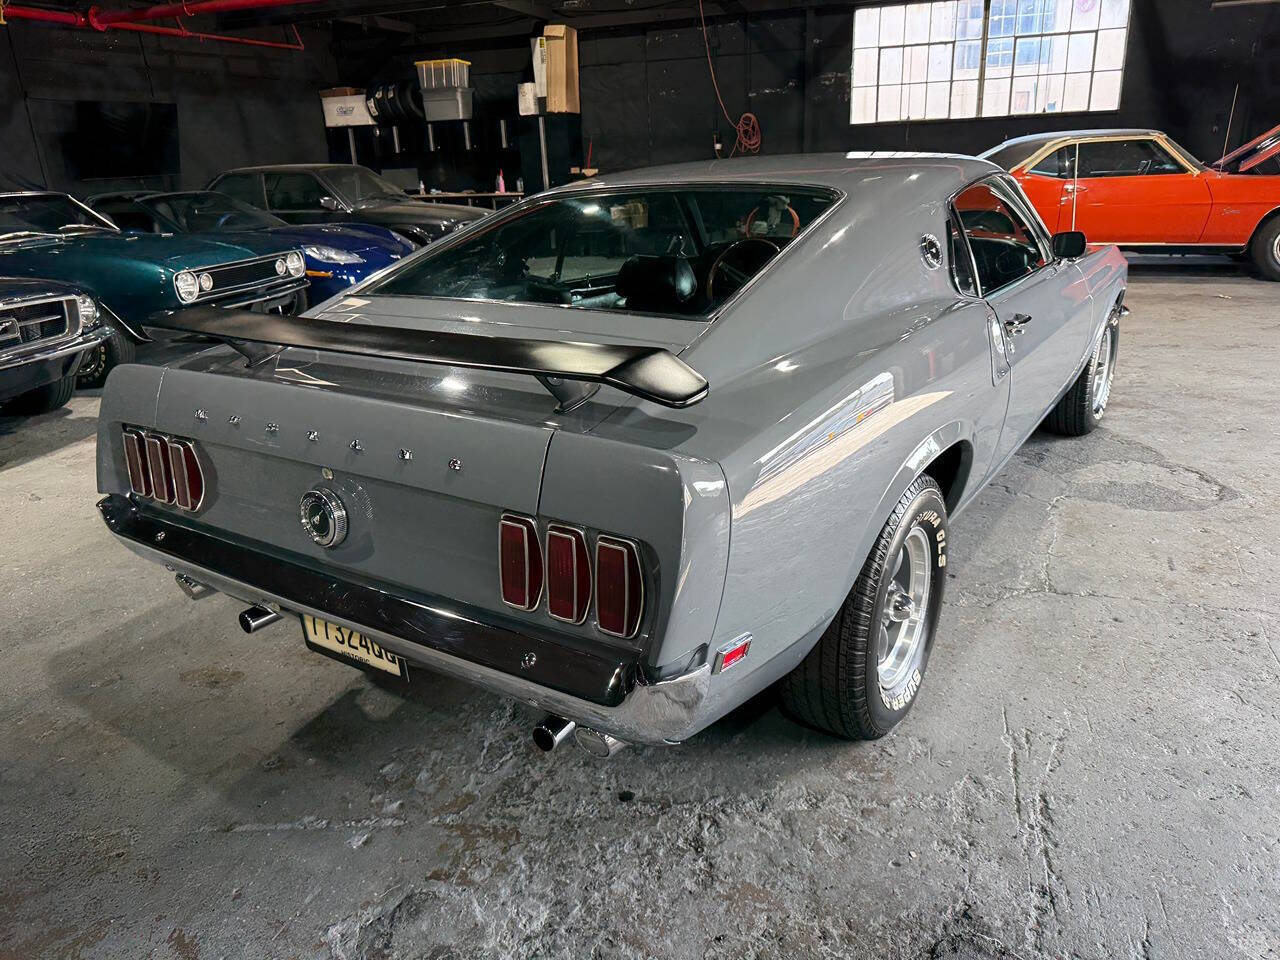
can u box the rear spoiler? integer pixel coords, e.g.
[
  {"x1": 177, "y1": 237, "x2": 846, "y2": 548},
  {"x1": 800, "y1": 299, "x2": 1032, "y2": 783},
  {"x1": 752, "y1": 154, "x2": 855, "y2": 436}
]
[{"x1": 143, "y1": 306, "x2": 708, "y2": 410}]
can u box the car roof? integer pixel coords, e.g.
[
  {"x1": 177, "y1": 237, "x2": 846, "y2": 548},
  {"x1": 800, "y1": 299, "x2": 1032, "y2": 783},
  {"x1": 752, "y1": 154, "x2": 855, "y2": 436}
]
[
  {"x1": 214, "y1": 164, "x2": 365, "y2": 176},
  {"x1": 543, "y1": 151, "x2": 1003, "y2": 200},
  {"x1": 983, "y1": 128, "x2": 1165, "y2": 154}
]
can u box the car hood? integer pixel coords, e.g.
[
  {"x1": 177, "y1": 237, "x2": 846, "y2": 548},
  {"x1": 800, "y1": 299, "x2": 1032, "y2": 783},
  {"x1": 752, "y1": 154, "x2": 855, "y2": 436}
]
[
  {"x1": 261, "y1": 223, "x2": 409, "y2": 255},
  {"x1": 0, "y1": 275, "x2": 85, "y2": 300},
  {"x1": 0, "y1": 232, "x2": 298, "y2": 270}
]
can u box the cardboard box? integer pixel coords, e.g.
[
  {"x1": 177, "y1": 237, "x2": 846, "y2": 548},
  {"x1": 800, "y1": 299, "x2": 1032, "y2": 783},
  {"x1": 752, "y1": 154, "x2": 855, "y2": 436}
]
[
  {"x1": 531, "y1": 37, "x2": 548, "y2": 98},
  {"x1": 543, "y1": 24, "x2": 579, "y2": 114}
]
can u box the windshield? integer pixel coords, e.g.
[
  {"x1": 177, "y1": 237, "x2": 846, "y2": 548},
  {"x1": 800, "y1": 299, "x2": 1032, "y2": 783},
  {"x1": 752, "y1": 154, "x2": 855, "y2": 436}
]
[
  {"x1": 0, "y1": 194, "x2": 117, "y2": 238},
  {"x1": 367, "y1": 186, "x2": 837, "y2": 316},
  {"x1": 142, "y1": 192, "x2": 284, "y2": 232},
  {"x1": 322, "y1": 167, "x2": 407, "y2": 206}
]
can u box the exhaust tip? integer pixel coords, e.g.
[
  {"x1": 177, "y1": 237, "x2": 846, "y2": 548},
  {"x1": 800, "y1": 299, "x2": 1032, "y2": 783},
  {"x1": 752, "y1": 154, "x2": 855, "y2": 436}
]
[
  {"x1": 532, "y1": 715, "x2": 575, "y2": 752},
  {"x1": 239, "y1": 605, "x2": 282, "y2": 634},
  {"x1": 574, "y1": 726, "x2": 628, "y2": 759}
]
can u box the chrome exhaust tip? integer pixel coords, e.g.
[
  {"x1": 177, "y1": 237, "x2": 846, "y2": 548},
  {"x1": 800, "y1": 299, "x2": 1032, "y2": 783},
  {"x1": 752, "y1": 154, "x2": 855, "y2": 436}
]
[
  {"x1": 532, "y1": 715, "x2": 576, "y2": 752},
  {"x1": 573, "y1": 726, "x2": 628, "y2": 758},
  {"x1": 239, "y1": 605, "x2": 282, "y2": 634}
]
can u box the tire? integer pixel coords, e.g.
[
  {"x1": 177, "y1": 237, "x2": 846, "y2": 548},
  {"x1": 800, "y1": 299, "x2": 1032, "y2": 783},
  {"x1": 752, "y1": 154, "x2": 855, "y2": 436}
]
[
  {"x1": 779, "y1": 475, "x2": 948, "y2": 740},
  {"x1": 1044, "y1": 306, "x2": 1120, "y2": 436},
  {"x1": 1250, "y1": 217, "x2": 1280, "y2": 281},
  {"x1": 7, "y1": 374, "x2": 76, "y2": 415},
  {"x1": 75, "y1": 330, "x2": 136, "y2": 390}
]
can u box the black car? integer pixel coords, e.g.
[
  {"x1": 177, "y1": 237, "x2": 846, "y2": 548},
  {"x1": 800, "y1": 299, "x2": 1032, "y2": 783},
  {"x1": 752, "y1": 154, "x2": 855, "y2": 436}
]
[
  {"x1": 207, "y1": 164, "x2": 485, "y2": 246},
  {"x1": 0, "y1": 278, "x2": 111, "y2": 415}
]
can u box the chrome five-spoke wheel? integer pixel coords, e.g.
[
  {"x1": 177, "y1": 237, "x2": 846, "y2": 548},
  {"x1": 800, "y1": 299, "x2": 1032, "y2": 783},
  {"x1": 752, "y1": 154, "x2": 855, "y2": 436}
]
[{"x1": 878, "y1": 525, "x2": 932, "y2": 697}]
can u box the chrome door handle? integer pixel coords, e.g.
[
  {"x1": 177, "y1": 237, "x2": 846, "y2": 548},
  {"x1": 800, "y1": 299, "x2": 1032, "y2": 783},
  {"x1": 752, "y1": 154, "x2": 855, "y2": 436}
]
[
  {"x1": 1004, "y1": 314, "x2": 1032, "y2": 336},
  {"x1": 1064, "y1": 183, "x2": 1087, "y2": 193}
]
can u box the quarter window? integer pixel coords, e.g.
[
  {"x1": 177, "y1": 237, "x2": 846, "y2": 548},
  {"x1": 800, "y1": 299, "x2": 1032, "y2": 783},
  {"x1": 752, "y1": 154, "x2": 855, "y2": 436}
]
[{"x1": 953, "y1": 181, "x2": 1046, "y2": 293}]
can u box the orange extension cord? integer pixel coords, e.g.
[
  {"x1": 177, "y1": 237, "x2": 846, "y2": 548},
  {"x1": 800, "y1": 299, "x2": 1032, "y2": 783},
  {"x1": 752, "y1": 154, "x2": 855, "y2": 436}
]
[{"x1": 698, "y1": 0, "x2": 761, "y2": 156}]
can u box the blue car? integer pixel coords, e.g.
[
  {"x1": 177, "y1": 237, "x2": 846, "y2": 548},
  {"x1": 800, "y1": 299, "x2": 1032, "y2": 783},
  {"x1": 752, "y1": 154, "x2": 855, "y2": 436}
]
[{"x1": 86, "y1": 191, "x2": 414, "y2": 302}]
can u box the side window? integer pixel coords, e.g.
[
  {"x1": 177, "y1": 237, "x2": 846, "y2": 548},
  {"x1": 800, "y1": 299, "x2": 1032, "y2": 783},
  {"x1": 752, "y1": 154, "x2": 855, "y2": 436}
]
[
  {"x1": 954, "y1": 181, "x2": 1047, "y2": 294},
  {"x1": 1077, "y1": 139, "x2": 1185, "y2": 177},
  {"x1": 212, "y1": 174, "x2": 262, "y2": 207},
  {"x1": 947, "y1": 214, "x2": 977, "y2": 297},
  {"x1": 265, "y1": 173, "x2": 327, "y2": 210},
  {"x1": 1029, "y1": 146, "x2": 1075, "y2": 179}
]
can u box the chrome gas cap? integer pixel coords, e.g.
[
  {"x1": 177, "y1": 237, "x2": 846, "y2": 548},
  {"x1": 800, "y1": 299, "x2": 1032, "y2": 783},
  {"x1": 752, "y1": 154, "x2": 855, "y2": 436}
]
[{"x1": 299, "y1": 488, "x2": 348, "y2": 548}]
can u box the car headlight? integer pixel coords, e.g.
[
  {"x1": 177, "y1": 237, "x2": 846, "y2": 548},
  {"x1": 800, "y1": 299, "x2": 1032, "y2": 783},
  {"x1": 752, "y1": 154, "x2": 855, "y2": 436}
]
[
  {"x1": 198, "y1": 272, "x2": 214, "y2": 292},
  {"x1": 174, "y1": 271, "x2": 199, "y2": 303},
  {"x1": 285, "y1": 251, "x2": 306, "y2": 277},
  {"x1": 75, "y1": 294, "x2": 100, "y2": 328},
  {"x1": 303, "y1": 244, "x2": 365, "y2": 265}
]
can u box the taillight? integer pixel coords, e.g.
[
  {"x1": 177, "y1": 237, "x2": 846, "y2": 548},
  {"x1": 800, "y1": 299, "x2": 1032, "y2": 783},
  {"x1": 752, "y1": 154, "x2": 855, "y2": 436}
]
[
  {"x1": 121, "y1": 428, "x2": 152, "y2": 498},
  {"x1": 546, "y1": 524, "x2": 591, "y2": 624},
  {"x1": 595, "y1": 536, "x2": 643, "y2": 638},
  {"x1": 121, "y1": 427, "x2": 206, "y2": 513},
  {"x1": 499, "y1": 514, "x2": 543, "y2": 610}
]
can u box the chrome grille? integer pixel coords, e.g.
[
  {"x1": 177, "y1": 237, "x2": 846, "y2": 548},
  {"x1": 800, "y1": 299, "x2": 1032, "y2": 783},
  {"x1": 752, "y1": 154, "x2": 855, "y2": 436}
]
[{"x1": 0, "y1": 295, "x2": 76, "y2": 352}]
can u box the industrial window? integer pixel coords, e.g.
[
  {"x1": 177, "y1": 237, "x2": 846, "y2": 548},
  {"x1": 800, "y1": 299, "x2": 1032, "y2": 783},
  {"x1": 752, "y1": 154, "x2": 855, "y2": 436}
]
[{"x1": 851, "y1": 0, "x2": 1131, "y2": 124}]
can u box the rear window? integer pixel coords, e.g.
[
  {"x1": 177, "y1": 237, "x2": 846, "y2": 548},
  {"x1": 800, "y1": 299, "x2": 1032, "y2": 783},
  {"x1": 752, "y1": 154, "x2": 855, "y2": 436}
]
[{"x1": 367, "y1": 186, "x2": 838, "y2": 316}]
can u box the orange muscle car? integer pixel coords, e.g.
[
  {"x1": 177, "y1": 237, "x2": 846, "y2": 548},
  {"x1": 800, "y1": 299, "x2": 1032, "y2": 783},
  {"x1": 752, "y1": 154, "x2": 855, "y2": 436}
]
[{"x1": 982, "y1": 126, "x2": 1280, "y2": 280}]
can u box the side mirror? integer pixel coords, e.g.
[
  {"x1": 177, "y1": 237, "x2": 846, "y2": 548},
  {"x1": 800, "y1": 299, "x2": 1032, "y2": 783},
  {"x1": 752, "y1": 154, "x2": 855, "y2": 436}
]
[
  {"x1": 1051, "y1": 230, "x2": 1087, "y2": 260},
  {"x1": 319, "y1": 196, "x2": 340, "y2": 211}
]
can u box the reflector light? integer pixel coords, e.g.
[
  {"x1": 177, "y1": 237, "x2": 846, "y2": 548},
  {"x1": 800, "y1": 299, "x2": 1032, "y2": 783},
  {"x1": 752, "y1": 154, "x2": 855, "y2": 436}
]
[
  {"x1": 595, "y1": 535, "x2": 643, "y2": 638},
  {"x1": 546, "y1": 525, "x2": 591, "y2": 624},
  {"x1": 499, "y1": 515, "x2": 543, "y2": 611},
  {"x1": 144, "y1": 434, "x2": 175, "y2": 504},
  {"x1": 713, "y1": 634, "x2": 752, "y2": 674},
  {"x1": 121, "y1": 428, "x2": 152, "y2": 498},
  {"x1": 121, "y1": 427, "x2": 206, "y2": 513}
]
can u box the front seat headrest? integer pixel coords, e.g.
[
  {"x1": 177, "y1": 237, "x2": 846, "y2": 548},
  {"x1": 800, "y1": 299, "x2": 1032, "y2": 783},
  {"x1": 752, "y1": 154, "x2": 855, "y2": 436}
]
[{"x1": 615, "y1": 255, "x2": 697, "y2": 312}]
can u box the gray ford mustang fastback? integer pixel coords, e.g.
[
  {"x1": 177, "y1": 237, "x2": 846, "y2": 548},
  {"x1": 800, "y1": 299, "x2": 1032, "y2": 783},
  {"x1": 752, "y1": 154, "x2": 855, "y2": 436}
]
[{"x1": 94, "y1": 153, "x2": 1127, "y2": 755}]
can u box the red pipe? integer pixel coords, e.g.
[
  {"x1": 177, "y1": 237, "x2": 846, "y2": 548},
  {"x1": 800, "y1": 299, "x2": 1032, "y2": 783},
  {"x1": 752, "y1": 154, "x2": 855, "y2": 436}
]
[
  {"x1": 4, "y1": 4, "x2": 305, "y2": 50},
  {"x1": 92, "y1": 0, "x2": 317, "y2": 26}
]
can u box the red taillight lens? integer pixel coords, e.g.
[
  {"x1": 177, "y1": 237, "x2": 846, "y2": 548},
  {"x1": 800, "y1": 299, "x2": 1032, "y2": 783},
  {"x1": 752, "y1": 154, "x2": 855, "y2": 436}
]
[
  {"x1": 121, "y1": 428, "x2": 152, "y2": 498},
  {"x1": 595, "y1": 536, "x2": 643, "y2": 638},
  {"x1": 546, "y1": 525, "x2": 591, "y2": 624},
  {"x1": 144, "y1": 434, "x2": 175, "y2": 504},
  {"x1": 168, "y1": 439, "x2": 204, "y2": 511},
  {"x1": 122, "y1": 427, "x2": 206, "y2": 513},
  {"x1": 499, "y1": 515, "x2": 543, "y2": 610}
]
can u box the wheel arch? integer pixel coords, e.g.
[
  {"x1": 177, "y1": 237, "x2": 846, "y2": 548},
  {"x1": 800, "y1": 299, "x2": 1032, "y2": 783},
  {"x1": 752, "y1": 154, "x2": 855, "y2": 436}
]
[{"x1": 1248, "y1": 205, "x2": 1280, "y2": 249}]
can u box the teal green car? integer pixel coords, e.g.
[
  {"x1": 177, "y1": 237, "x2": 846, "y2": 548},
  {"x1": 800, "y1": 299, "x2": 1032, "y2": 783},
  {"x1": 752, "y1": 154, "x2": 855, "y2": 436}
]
[{"x1": 0, "y1": 191, "x2": 308, "y2": 387}]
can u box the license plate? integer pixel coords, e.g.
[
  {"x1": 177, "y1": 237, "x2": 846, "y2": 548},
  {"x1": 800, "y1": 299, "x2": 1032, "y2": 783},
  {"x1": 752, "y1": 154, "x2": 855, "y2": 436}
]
[{"x1": 301, "y1": 615, "x2": 404, "y2": 678}]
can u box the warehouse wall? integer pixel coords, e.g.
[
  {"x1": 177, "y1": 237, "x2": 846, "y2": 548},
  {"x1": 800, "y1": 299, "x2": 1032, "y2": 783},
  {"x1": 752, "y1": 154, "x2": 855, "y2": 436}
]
[
  {"x1": 1, "y1": 20, "x2": 336, "y2": 195},
  {"x1": 340, "y1": 0, "x2": 1277, "y2": 178}
]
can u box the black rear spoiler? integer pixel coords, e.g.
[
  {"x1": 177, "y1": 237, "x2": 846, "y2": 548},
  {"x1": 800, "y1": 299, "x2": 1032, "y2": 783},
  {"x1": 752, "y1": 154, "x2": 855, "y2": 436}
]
[{"x1": 143, "y1": 306, "x2": 708, "y2": 410}]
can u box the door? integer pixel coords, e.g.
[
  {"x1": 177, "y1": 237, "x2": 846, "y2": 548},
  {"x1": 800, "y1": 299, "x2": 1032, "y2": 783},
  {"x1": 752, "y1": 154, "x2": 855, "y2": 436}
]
[
  {"x1": 954, "y1": 178, "x2": 1092, "y2": 466},
  {"x1": 1015, "y1": 147, "x2": 1070, "y2": 233},
  {"x1": 264, "y1": 172, "x2": 337, "y2": 225},
  {"x1": 1058, "y1": 138, "x2": 1212, "y2": 243}
]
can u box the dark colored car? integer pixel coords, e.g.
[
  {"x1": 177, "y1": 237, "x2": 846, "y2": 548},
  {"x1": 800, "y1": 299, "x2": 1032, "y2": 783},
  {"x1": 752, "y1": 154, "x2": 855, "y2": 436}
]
[
  {"x1": 0, "y1": 278, "x2": 111, "y2": 415},
  {"x1": 86, "y1": 190, "x2": 414, "y2": 303},
  {"x1": 0, "y1": 192, "x2": 308, "y2": 388},
  {"x1": 207, "y1": 164, "x2": 485, "y2": 246}
]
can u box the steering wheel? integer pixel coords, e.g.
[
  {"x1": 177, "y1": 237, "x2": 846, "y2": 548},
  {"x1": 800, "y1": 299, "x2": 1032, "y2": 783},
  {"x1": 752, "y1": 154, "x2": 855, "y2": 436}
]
[
  {"x1": 708, "y1": 238, "x2": 780, "y2": 301},
  {"x1": 214, "y1": 211, "x2": 239, "y2": 230},
  {"x1": 745, "y1": 204, "x2": 800, "y2": 239}
]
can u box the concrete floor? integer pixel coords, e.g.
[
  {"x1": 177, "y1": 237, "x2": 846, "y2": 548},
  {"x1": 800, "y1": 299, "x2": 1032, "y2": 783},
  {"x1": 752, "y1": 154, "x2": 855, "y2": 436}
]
[{"x1": 2, "y1": 267, "x2": 1278, "y2": 960}]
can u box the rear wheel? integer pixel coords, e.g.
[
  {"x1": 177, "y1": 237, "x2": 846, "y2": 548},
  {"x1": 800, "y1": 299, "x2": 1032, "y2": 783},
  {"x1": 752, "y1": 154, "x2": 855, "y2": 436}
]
[
  {"x1": 1044, "y1": 307, "x2": 1120, "y2": 436},
  {"x1": 75, "y1": 330, "x2": 136, "y2": 390},
  {"x1": 779, "y1": 475, "x2": 948, "y2": 740},
  {"x1": 1250, "y1": 217, "x2": 1280, "y2": 281},
  {"x1": 6, "y1": 374, "x2": 76, "y2": 415}
]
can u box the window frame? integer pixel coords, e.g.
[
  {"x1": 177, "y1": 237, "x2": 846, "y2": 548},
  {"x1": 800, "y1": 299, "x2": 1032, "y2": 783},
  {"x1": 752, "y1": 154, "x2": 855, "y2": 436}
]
[
  {"x1": 850, "y1": 0, "x2": 1132, "y2": 126},
  {"x1": 948, "y1": 173, "x2": 1054, "y2": 298},
  {"x1": 1009, "y1": 133, "x2": 1202, "y2": 179}
]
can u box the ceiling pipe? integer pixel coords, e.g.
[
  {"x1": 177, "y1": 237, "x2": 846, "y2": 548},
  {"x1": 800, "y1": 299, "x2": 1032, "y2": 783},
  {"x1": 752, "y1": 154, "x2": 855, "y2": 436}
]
[
  {"x1": 90, "y1": 0, "x2": 318, "y2": 26},
  {"x1": 4, "y1": 4, "x2": 305, "y2": 49}
]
